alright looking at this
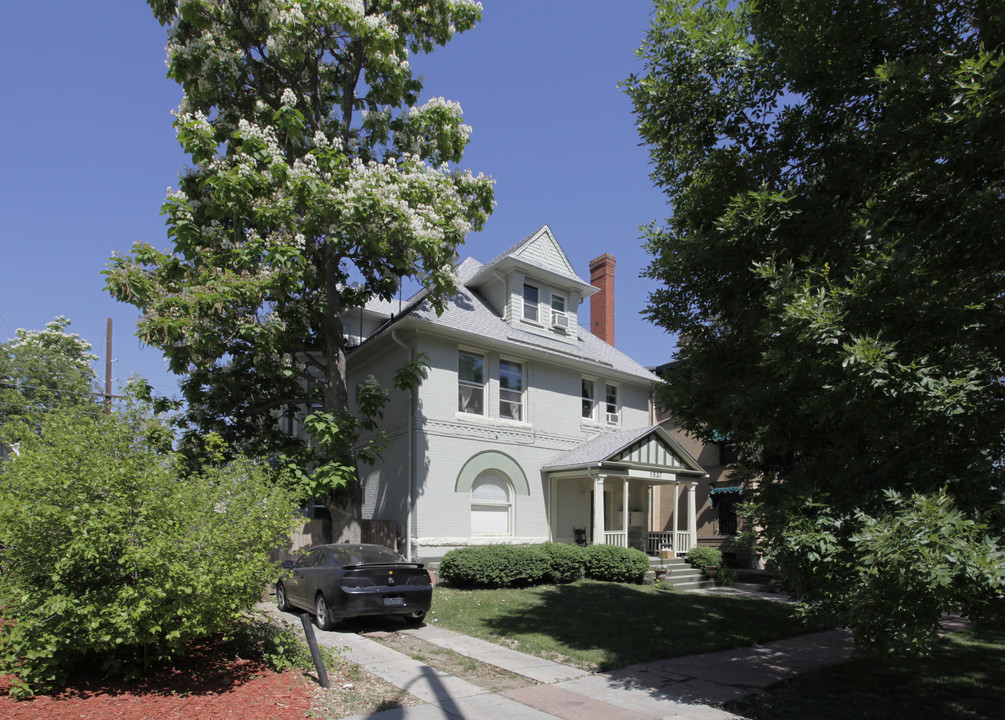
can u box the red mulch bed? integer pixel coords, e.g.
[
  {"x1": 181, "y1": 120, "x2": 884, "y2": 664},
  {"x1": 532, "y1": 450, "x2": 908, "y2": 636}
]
[{"x1": 0, "y1": 638, "x2": 314, "y2": 720}]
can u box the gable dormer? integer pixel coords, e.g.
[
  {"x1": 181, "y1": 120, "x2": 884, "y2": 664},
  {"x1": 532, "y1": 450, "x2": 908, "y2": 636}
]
[{"x1": 465, "y1": 226, "x2": 597, "y2": 345}]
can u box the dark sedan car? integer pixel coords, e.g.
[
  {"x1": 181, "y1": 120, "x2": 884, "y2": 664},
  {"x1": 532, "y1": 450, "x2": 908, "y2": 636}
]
[{"x1": 277, "y1": 543, "x2": 432, "y2": 629}]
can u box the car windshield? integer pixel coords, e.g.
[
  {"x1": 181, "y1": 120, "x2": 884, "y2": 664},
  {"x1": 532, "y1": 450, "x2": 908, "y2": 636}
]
[{"x1": 325, "y1": 544, "x2": 407, "y2": 566}]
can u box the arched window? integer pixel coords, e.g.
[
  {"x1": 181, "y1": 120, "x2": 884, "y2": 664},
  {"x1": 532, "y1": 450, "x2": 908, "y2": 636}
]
[{"x1": 471, "y1": 470, "x2": 512, "y2": 536}]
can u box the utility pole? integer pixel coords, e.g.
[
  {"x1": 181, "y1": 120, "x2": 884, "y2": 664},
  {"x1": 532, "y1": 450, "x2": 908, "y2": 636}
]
[{"x1": 104, "y1": 317, "x2": 113, "y2": 414}]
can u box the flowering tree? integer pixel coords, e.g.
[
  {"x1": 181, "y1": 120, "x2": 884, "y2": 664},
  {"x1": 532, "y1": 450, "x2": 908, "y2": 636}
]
[
  {"x1": 0, "y1": 317, "x2": 99, "y2": 454},
  {"x1": 105, "y1": 0, "x2": 494, "y2": 519}
]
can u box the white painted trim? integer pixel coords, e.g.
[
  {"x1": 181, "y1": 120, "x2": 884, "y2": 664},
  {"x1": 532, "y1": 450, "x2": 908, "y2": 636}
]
[{"x1": 414, "y1": 536, "x2": 549, "y2": 547}]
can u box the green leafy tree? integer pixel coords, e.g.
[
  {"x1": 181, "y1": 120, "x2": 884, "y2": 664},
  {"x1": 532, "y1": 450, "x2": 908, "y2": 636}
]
[
  {"x1": 105, "y1": 1, "x2": 494, "y2": 519},
  {"x1": 0, "y1": 409, "x2": 297, "y2": 696},
  {"x1": 625, "y1": 0, "x2": 1005, "y2": 652},
  {"x1": 0, "y1": 317, "x2": 99, "y2": 454}
]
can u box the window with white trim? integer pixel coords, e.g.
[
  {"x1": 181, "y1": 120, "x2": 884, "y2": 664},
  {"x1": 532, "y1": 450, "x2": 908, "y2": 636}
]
[
  {"x1": 605, "y1": 383, "x2": 620, "y2": 424},
  {"x1": 471, "y1": 471, "x2": 512, "y2": 536},
  {"x1": 523, "y1": 284, "x2": 539, "y2": 322},
  {"x1": 499, "y1": 358, "x2": 524, "y2": 421},
  {"x1": 550, "y1": 293, "x2": 567, "y2": 329},
  {"x1": 458, "y1": 350, "x2": 485, "y2": 415},
  {"x1": 582, "y1": 378, "x2": 597, "y2": 420}
]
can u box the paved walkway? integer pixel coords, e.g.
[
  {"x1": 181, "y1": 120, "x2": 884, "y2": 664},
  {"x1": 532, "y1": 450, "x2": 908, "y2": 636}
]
[{"x1": 268, "y1": 585, "x2": 858, "y2": 720}]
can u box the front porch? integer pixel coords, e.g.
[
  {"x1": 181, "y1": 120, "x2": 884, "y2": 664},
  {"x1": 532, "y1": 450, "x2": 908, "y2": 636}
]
[
  {"x1": 553, "y1": 474, "x2": 698, "y2": 556},
  {"x1": 543, "y1": 425, "x2": 707, "y2": 557}
]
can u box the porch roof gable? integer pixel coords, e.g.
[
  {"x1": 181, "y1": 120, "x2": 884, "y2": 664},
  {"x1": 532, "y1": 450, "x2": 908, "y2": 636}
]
[{"x1": 542, "y1": 425, "x2": 706, "y2": 476}]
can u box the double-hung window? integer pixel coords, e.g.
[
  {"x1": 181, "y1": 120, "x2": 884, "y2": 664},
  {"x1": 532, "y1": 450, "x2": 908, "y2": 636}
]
[
  {"x1": 499, "y1": 359, "x2": 524, "y2": 421},
  {"x1": 523, "y1": 284, "x2": 539, "y2": 322},
  {"x1": 458, "y1": 350, "x2": 485, "y2": 415},
  {"x1": 581, "y1": 378, "x2": 597, "y2": 420},
  {"x1": 550, "y1": 293, "x2": 568, "y2": 329},
  {"x1": 605, "y1": 384, "x2": 620, "y2": 424}
]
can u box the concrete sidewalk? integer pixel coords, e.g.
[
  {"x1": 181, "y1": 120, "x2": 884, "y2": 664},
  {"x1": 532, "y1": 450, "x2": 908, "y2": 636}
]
[{"x1": 266, "y1": 586, "x2": 858, "y2": 720}]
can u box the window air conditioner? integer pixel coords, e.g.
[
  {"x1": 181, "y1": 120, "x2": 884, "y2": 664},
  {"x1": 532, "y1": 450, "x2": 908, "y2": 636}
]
[
  {"x1": 606, "y1": 412, "x2": 620, "y2": 424},
  {"x1": 551, "y1": 311, "x2": 569, "y2": 329}
]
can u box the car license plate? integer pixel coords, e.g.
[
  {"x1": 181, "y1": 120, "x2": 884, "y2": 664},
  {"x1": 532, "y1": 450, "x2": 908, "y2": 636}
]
[{"x1": 383, "y1": 596, "x2": 405, "y2": 607}]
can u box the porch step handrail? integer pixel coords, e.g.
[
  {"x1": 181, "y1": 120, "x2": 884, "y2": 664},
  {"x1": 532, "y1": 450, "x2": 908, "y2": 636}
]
[{"x1": 675, "y1": 531, "x2": 693, "y2": 554}]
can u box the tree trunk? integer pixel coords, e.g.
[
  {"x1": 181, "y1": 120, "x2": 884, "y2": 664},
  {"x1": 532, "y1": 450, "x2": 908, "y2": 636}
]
[{"x1": 323, "y1": 253, "x2": 363, "y2": 523}]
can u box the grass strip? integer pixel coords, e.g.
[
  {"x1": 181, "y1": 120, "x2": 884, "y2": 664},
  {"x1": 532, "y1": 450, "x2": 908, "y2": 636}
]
[{"x1": 427, "y1": 580, "x2": 819, "y2": 670}]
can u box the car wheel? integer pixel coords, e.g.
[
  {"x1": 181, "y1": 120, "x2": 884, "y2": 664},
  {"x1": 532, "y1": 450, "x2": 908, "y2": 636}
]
[
  {"x1": 315, "y1": 593, "x2": 337, "y2": 631},
  {"x1": 276, "y1": 582, "x2": 290, "y2": 612},
  {"x1": 404, "y1": 609, "x2": 426, "y2": 626}
]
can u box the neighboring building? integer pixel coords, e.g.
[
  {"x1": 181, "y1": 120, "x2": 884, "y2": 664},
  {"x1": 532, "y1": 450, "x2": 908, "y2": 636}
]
[
  {"x1": 338, "y1": 225, "x2": 707, "y2": 561},
  {"x1": 651, "y1": 362, "x2": 752, "y2": 566}
]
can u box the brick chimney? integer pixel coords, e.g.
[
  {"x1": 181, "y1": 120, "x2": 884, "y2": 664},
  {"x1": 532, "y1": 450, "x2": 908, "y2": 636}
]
[{"x1": 589, "y1": 253, "x2": 616, "y2": 346}]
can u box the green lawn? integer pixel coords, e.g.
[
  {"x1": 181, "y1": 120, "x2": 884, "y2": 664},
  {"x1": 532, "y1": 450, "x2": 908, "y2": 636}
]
[
  {"x1": 427, "y1": 580, "x2": 821, "y2": 671},
  {"x1": 725, "y1": 625, "x2": 1005, "y2": 720}
]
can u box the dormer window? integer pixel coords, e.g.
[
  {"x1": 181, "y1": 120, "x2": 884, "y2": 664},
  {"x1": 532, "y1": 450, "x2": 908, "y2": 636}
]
[
  {"x1": 523, "y1": 284, "x2": 539, "y2": 322},
  {"x1": 550, "y1": 293, "x2": 568, "y2": 330}
]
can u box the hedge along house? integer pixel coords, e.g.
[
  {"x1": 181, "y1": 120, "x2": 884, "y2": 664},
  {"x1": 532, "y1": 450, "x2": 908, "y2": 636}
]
[{"x1": 341, "y1": 226, "x2": 707, "y2": 561}]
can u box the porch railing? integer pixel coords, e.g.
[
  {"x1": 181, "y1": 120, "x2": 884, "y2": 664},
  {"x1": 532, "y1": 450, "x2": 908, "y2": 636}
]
[
  {"x1": 646, "y1": 532, "x2": 674, "y2": 554},
  {"x1": 675, "y1": 531, "x2": 693, "y2": 554},
  {"x1": 603, "y1": 531, "x2": 627, "y2": 547},
  {"x1": 644, "y1": 531, "x2": 694, "y2": 556}
]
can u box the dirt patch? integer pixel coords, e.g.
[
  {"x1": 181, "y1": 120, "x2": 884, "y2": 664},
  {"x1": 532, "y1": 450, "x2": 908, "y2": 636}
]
[
  {"x1": 306, "y1": 654, "x2": 424, "y2": 719},
  {"x1": 366, "y1": 631, "x2": 536, "y2": 693}
]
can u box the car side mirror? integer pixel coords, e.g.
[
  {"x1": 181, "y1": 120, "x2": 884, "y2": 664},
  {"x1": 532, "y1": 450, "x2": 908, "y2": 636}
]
[{"x1": 281, "y1": 560, "x2": 294, "y2": 569}]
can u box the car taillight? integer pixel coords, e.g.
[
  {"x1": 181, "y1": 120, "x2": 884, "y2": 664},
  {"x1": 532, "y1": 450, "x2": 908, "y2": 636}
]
[
  {"x1": 406, "y1": 573, "x2": 431, "y2": 585},
  {"x1": 341, "y1": 577, "x2": 376, "y2": 588}
]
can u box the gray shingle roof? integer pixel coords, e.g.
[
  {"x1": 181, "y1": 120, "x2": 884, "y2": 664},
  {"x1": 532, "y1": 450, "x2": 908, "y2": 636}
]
[
  {"x1": 358, "y1": 231, "x2": 658, "y2": 382},
  {"x1": 405, "y1": 282, "x2": 657, "y2": 380},
  {"x1": 471, "y1": 225, "x2": 582, "y2": 286},
  {"x1": 543, "y1": 426, "x2": 656, "y2": 470}
]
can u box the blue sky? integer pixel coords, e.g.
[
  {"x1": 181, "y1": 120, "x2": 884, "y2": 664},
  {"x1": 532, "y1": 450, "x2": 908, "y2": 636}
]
[{"x1": 1, "y1": 1, "x2": 675, "y2": 398}]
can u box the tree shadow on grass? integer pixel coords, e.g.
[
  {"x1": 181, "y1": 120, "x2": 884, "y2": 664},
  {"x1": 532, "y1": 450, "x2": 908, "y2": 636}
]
[
  {"x1": 470, "y1": 581, "x2": 816, "y2": 670},
  {"x1": 725, "y1": 628, "x2": 1005, "y2": 720}
]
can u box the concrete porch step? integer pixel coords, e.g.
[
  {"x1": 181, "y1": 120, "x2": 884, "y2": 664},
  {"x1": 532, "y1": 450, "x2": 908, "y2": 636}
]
[
  {"x1": 669, "y1": 578, "x2": 716, "y2": 590},
  {"x1": 647, "y1": 557, "x2": 716, "y2": 590}
]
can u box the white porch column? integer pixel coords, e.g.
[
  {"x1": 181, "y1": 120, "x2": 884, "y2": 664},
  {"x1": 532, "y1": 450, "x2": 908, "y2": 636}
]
[
  {"x1": 686, "y1": 482, "x2": 697, "y2": 550},
  {"x1": 548, "y1": 477, "x2": 557, "y2": 542},
  {"x1": 671, "y1": 483, "x2": 679, "y2": 540},
  {"x1": 622, "y1": 477, "x2": 629, "y2": 540},
  {"x1": 592, "y1": 474, "x2": 605, "y2": 545}
]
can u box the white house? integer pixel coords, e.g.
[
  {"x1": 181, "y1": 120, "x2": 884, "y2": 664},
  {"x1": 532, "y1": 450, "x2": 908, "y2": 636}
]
[{"x1": 344, "y1": 225, "x2": 706, "y2": 561}]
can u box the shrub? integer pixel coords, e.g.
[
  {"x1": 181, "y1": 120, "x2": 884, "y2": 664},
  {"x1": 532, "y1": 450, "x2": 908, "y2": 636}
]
[
  {"x1": 438, "y1": 545, "x2": 550, "y2": 589},
  {"x1": 0, "y1": 411, "x2": 297, "y2": 696},
  {"x1": 582, "y1": 545, "x2": 650, "y2": 584},
  {"x1": 538, "y1": 542, "x2": 585, "y2": 583},
  {"x1": 715, "y1": 566, "x2": 737, "y2": 586},
  {"x1": 685, "y1": 546, "x2": 723, "y2": 570}
]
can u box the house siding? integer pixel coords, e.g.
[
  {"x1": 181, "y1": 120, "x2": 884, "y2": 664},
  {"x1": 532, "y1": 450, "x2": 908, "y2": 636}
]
[{"x1": 343, "y1": 226, "x2": 669, "y2": 561}]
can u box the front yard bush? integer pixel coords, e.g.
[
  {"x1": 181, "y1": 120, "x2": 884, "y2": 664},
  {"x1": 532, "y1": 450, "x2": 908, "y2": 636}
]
[
  {"x1": 439, "y1": 543, "x2": 647, "y2": 588},
  {"x1": 716, "y1": 566, "x2": 738, "y2": 586},
  {"x1": 582, "y1": 544, "x2": 650, "y2": 584},
  {"x1": 438, "y1": 545, "x2": 551, "y2": 588},
  {"x1": 686, "y1": 546, "x2": 723, "y2": 570},
  {"x1": 538, "y1": 542, "x2": 585, "y2": 583},
  {"x1": 0, "y1": 410, "x2": 297, "y2": 696}
]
